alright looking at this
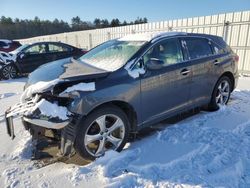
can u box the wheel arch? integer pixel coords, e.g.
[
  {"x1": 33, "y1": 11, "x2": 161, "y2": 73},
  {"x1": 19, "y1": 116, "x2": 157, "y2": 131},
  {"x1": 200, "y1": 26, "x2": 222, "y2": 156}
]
[
  {"x1": 219, "y1": 71, "x2": 235, "y2": 92},
  {"x1": 85, "y1": 100, "x2": 138, "y2": 133},
  {"x1": 12, "y1": 61, "x2": 22, "y2": 74},
  {"x1": 207, "y1": 71, "x2": 234, "y2": 111}
]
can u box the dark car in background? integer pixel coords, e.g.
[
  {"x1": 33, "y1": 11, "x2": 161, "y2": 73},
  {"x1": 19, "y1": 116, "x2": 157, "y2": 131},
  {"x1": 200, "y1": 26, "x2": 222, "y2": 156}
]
[
  {"x1": 0, "y1": 41, "x2": 87, "y2": 79},
  {"x1": 0, "y1": 39, "x2": 22, "y2": 52},
  {"x1": 5, "y1": 32, "x2": 239, "y2": 161}
]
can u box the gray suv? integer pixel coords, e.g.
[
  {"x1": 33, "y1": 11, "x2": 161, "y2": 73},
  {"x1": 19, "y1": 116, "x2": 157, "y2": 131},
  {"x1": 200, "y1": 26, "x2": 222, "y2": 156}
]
[{"x1": 5, "y1": 32, "x2": 239, "y2": 161}]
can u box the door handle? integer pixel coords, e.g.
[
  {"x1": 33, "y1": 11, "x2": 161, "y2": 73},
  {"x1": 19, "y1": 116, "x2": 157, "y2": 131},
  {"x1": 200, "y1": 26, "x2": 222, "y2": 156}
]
[
  {"x1": 213, "y1": 59, "x2": 220, "y2": 65},
  {"x1": 180, "y1": 69, "x2": 190, "y2": 76}
]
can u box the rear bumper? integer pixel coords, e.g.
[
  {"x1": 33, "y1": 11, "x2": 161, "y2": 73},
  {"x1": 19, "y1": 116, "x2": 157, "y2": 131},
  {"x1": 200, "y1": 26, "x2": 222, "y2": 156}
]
[{"x1": 234, "y1": 75, "x2": 239, "y2": 90}]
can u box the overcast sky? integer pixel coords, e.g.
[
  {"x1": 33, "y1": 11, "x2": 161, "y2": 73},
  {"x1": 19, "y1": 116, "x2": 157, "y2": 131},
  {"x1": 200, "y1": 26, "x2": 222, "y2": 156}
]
[{"x1": 1, "y1": 0, "x2": 250, "y2": 22}]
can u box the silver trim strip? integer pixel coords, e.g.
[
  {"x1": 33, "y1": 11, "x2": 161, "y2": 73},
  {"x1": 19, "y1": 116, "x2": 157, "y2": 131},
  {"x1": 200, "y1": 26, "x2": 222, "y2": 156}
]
[
  {"x1": 181, "y1": 70, "x2": 190, "y2": 75},
  {"x1": 23, "y1": 117, "x2": 69, "y2": 129}
]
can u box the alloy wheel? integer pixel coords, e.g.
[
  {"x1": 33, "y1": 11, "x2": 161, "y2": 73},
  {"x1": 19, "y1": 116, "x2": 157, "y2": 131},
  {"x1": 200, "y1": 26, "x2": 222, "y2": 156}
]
[
  {"x1": 215, "y1": 80, "x2": 230, "y2": 105},
  {"x1": 2, "y1": 65, "x2": 17, "y2": 79},
  {"x1": 84, "y1": 114, "x2": 125, "y2": 157}
]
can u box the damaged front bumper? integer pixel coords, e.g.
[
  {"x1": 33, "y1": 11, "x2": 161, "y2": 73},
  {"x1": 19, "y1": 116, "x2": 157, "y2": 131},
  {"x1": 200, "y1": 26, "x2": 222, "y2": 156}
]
[
  {"x1": 5, "y1": 96, "x2": 71, "y2": 139},
  {"x1": 23, "y1": 117, "x2": 69, "y2": 129}
]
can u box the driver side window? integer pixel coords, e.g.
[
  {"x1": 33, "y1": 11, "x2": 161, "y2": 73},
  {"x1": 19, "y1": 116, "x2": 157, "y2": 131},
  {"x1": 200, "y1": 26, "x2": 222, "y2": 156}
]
[{"x1": 143, "y1": 38, "x2": 183, "y2": 68}]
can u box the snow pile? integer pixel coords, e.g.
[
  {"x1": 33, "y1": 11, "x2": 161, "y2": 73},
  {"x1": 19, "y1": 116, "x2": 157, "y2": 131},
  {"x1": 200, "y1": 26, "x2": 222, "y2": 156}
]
[
  {"x1": 60, "y1": 82, "x2": 95, "y2": 96},
  {"x1": 0, "y1": 77, "x2": 250, "y2": 187},
  {"x1": 119, "y1": 32, "x2": 187, "y2": 42},
  {"x1": 119, "y1": 33, "x2": 154, "y2": 42},
  {"x1": 124, "y1": 60, "x2": 145, "y2": 78},
  {"x1": 0, "y1": 93, "x2": 16, "y2": 99},
  {"x1": 71, "y1": 89, "x2": 250, "y2": 187},
  {"x1": 84, "y1": 57, "x2": 127, "y2": 72},
  {"x1": 20, "y1": 79, "x2": 61, "y2": 102},
  {"x1": 21, "y1": 80, "x2": 94, "y2": 120},
  {"x1": 0, "y1": 51, "x2": 15, "y2": 64},
  {"x1": 127, "y1": 67, "x2": 145, "y2": 79},
  {"x1": 30, "y1": 99, "x2": 69, "y2": 120}
]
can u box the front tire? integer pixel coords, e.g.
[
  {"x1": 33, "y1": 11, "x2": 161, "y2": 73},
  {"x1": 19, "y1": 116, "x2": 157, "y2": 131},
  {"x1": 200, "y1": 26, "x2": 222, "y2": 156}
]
[
  {"x1": 75, "y1": 105, "x2": 130, "y2": 161},
  {"x1": 208, "y1": 76, "x2": 232, "y2": 111},
  {"x1": 0, "y1": 64, "x2": 18, "y2": 80}
]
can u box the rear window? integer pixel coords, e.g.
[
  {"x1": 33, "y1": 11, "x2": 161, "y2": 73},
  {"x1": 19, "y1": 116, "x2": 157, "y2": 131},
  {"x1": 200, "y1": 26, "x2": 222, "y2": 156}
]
[{"x1": 184, "y1": 38, "x2": 213, "y2": 59}]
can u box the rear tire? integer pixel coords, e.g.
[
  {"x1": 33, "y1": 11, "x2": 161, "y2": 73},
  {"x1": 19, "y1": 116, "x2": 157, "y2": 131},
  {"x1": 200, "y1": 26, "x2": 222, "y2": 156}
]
[
  {"x1": 74, "y1": 105, "x2": 130, "y2": 161},
  {"x1": 0, "y1": 64, "x2": 18, "y2": 80},
  {"x1": 207, "y1": 76, "x2": 232, "y2": 111}
]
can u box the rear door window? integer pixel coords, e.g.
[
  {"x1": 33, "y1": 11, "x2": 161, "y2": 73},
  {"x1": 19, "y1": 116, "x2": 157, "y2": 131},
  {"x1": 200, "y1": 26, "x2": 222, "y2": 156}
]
[
  {"x1": 184, "y1": 38, "x2": 213, "y2": 59},
  {"x1": 48, "y1": 44, "x2": 71, "y2": 53}
]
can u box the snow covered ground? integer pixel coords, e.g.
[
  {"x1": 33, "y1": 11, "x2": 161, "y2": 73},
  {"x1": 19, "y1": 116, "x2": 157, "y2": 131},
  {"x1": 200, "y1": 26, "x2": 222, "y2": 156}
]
[{"x1": 0, "y1": 77, "x2": 250, "y2": 188}]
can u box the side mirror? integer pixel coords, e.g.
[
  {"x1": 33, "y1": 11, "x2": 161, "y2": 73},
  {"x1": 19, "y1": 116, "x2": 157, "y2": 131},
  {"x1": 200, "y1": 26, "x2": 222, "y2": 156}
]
[{"x1": 146, "y1": 58, "x2": 164, "y2": 70}]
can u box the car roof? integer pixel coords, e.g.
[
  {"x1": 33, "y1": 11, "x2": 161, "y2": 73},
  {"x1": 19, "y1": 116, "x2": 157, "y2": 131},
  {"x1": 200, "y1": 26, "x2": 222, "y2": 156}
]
[
  {"x1": 118, "y1": 32, "x2": 221, "y2": 43},
  {"x1": 27, "y1": 41, "x2": 74, "y2": 47}
]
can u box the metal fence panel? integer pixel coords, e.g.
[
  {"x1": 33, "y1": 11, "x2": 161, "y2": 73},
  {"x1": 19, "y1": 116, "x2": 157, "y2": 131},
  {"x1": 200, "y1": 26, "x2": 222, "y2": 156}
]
[{"x1": 18, "y1": 10, "x2": 250, "y2": 73}]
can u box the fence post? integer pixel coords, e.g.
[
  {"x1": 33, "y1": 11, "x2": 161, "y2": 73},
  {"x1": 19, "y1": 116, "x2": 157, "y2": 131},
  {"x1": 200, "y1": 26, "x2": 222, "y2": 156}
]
[
  {"x1": 88, "y1": 33, "x2": 93, "y2": 49},
  {"x1": 65, "y1": 35, "x2": 68, "y2": 43},
  {"x1": 223, "y1": 21, "x2": 230, "y2": 43},
  {"x1": 75, "y1": 34, "x2": 79, "y2": 47},
  {"x1": 107, "y1": 32, "x2": 111, "y2": 40}
]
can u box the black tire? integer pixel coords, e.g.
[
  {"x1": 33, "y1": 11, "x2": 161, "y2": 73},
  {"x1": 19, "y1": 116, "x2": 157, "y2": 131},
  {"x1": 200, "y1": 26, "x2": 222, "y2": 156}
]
[
  {"x1": 207, "y1": 76, "x2": 232, "y2": 111},
  {"x1": 0, "y1": 64, "x2": 18, "y2": 80},
  {"x1": 75, "y1": 105, "x2": 130, "y2": 161}
]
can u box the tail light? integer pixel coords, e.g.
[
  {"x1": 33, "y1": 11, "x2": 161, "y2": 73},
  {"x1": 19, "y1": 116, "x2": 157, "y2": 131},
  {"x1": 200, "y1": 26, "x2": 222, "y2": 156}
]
[{"x1": 82, "y1": 50, "x2": 88, "y2": 54}]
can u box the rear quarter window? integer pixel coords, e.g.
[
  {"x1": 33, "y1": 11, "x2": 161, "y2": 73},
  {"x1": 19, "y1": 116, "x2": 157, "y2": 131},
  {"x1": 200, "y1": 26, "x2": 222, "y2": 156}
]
[
  {"x1": 210, "y1": 36, "x2": 233, "y2": 54},
  {"x1": 48, "y1": 44, "x2": 72, "y2": 53},
  {"x1": 211, "y1": 42, "x2": 226, "y2": 55},
  {"x1": 184, "y1": 38, "x2": 213, "y2": 59}
]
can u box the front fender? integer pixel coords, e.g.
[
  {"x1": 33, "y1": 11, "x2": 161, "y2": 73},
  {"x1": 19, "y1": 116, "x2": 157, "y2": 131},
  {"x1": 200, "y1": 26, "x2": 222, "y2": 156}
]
[{"x1": 68, "y1": 81, "x2": 141, "y2": 119}]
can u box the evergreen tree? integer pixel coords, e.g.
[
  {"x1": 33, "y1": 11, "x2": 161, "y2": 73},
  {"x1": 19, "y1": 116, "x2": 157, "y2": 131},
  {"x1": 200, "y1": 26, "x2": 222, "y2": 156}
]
[{"x1": 0, "y1": 16, "x2": 148, "y2": 39}]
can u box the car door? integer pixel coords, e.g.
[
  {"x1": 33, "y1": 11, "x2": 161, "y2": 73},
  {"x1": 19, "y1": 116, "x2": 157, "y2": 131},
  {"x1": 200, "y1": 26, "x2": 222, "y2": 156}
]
[
  {"x1": 47, "y1": 43, "x2": 73, "y2": 62},
  {"x1": 17, "y1": 43, "x2": 48, "y2": 73},
  {"x1": 180, "y1": 37, "x2": 216, "y2": 105},
  {"x1": 140, "y1": 38, "x2": 193, "y2": 125}
]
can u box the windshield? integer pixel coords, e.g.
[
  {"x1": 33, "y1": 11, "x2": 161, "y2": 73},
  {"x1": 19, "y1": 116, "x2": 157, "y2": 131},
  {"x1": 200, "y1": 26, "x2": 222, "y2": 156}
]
[
  {"x1": 10, "y1": 44, "x2": 29, "y2": 54},
  {"x1": 79, "y1": 40, "x2": 146, "y2": 71}
]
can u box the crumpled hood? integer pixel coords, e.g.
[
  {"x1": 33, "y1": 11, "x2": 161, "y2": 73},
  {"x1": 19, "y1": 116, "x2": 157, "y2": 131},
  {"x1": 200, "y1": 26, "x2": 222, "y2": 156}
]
[
  {"x1": 26, "y1": 58, "x2": 110, "y2": 86},
  {"x1": 22, "y1": 58, "x2": 110, "y2": 102}
]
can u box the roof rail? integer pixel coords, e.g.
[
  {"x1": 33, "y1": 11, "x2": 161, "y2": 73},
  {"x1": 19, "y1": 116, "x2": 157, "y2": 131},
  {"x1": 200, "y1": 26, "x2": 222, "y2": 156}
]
[{"x1": 151, "y1": 32, "x2": 187, "y2": 42}]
